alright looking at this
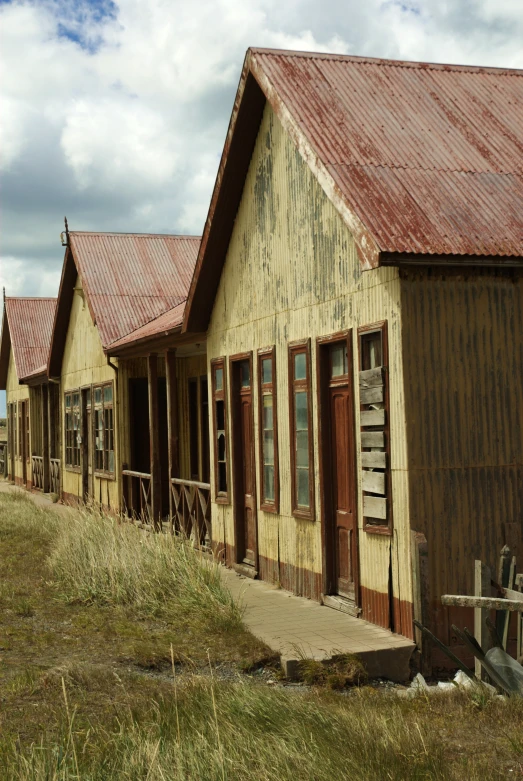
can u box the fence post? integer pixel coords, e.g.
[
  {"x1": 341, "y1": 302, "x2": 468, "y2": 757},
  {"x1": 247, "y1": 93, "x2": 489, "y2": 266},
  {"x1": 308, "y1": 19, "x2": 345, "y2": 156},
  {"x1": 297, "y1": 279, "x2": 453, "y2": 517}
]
[{"x1": 474, "y1": 560, "x2": 491, "y2": 680}]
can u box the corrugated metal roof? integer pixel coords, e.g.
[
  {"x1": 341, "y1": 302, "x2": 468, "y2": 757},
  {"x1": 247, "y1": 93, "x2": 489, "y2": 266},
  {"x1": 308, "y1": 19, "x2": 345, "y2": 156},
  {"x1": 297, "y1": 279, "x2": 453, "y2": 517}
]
[
  {"x1": 251, "y1": 49, "x2": 523, "y2": 258},
  {"x1": 4, "y1": 297, "x2": 56, "y2": 381},
  {"x1": 69, "y1": 232, "x2": 200, "y2": 347},
  {"x1": 107, "y1": 300, "x2": 186, "y2": 351}
]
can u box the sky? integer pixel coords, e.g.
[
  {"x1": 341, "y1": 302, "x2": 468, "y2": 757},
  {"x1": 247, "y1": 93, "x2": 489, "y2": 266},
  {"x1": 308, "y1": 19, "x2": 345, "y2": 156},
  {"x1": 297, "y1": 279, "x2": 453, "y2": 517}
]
[{"x1": 1, "y1": 0, "x2": 523, "y2": 416}]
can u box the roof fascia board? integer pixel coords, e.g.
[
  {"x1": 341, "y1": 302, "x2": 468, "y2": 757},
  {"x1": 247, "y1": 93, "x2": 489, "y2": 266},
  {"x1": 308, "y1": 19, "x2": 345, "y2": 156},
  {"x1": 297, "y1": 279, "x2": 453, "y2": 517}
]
[
  {"x1": 0, "y1": 307, "x2": 12, "y2": 389},
  {"x1": 107, "y1": 329, "x2": 206, "y2": 359},
  {"x1": 249, "y1": 52, "x2": 381, "y2": 272},
  {"x1": 68, "y1": 234, "x2": 99, "y2": 337},
  {"x1": 382, "y1": 252, "x2": 523, "y2": 267},
  {"x1": 48, "y1": 245, "x2": 78, "y2": 377}
]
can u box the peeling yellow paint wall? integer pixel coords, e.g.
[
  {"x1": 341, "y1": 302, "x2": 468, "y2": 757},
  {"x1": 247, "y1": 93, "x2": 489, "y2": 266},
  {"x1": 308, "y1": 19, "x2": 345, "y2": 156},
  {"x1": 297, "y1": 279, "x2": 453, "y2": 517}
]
[
  {"x1": 61, "y1": 276, "x2": 118, "y2": 508},
  {"x1": 6, "y1": 347, "x2": 30, "y2": 485},
  {"x1": 207, "y1": 103, "x2": 411, "y2": 631}
]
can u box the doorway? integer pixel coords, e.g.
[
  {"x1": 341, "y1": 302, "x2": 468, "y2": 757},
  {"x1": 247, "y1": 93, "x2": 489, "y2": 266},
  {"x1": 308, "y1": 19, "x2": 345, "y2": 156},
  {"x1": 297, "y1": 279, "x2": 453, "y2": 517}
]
[
  {"x1": 318, "y1": 334, "x2": 359, "y2": 609},
  {"x1": 230, "y1": 355, "x2": 258, "y2": 571}
]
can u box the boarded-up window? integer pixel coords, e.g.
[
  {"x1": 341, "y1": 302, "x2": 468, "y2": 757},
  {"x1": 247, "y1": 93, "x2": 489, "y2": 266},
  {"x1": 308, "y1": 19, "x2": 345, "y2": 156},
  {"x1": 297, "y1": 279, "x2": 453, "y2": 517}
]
[
  {"x1": 289, "y1": 340, "x2": 315, "y2": 520},
  {"x1": 358, "y1": 323, "x2": 391, "y2": 533},
  {"x1": 211, "y1": 358, "x2": 229, "y2": 502},
  {"x1": 258, "y1": 347, "x2": 279, "y2": 513}
]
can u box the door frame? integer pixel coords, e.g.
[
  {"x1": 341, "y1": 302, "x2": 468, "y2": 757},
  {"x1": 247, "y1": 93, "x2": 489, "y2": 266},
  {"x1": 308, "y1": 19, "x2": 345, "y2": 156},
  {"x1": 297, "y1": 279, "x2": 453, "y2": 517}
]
[
  {"x1": 229, "y1": 351, "x2": 258, "y2": 571},
  {"x1": 316, "y1": 330, "x2": 360, "y2": 605}
]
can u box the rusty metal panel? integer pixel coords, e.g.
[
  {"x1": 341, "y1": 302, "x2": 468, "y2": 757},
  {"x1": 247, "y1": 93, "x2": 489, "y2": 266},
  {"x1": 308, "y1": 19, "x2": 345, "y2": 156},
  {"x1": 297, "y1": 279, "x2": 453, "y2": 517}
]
[
  {"x1": 252, "y1": 49, "x2": 523, "y2": 259},
  {"x1": 401, "y1": 267, "x2": 523, "y2": 644},
  {"x1": 108, "y1": 301, "x2": 186, "y2": 351},
  {"x1": 70, "y1": 233, "x2": 200, "y2": 348},
  {"x1": 4, "y1": 297, "x2": 56, "y2": 381}
]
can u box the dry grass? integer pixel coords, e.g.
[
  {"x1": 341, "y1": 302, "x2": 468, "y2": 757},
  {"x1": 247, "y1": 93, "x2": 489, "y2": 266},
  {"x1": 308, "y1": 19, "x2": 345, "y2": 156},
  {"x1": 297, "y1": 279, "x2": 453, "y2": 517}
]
[{"x1": 0, "y1": 487, "x2": 522, "y2": 780}]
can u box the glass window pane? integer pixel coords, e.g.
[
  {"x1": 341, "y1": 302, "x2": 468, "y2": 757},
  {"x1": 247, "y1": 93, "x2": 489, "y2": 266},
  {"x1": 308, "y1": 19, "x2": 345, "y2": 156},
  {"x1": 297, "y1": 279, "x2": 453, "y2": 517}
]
[
  {"x1": 218, "y1": 462, "x2": 227, "y2": 493},
  {"x1": 294, "y1": 352, "x2": 307, "y2": 380},
  {"x1": 263, "y1": 430, "x2": 274, "y2": 464},
  {"x1": 296, "y1": 430, "x2": 309, "y2": 468},
  {"x1": 85, "y1": 388, "x2": 91, "y2": 407},
  {"x1": 264, "y1": 465, "x2": 275, "y2": 502},
  {"x1": 263, "y1": 395, "x2": 273, "y2": 429},
  {"x1": 295, "y1": 391, "x2": 308, "y2": 430},
  {"x1": 331, "y1": 344, "x2": 348, "y2": 377},
  {"x1": 297, "y1": 468, "x2": 310, "y2": 508},
  {"x1": 215, "y1": 367, "x2": 223, "y2": 391},
  {"x1": 217, "y1": 431, "x2": 226, "y2": 461},
  {"x1": 103, "y1": 385, "x2": 113, "y2": 403},
  {"x1": 73, "y1": 393, "x2": 80, "y2": 407},
  {"x1": 216, "y1": 399, "x2": 224, "y2": 430},
  {"x1": 65, "y1": 394, "x2": 71, "y2": 408},
  {"x1": 262, "y1": 357, "x2": 272, "y2": 384},
  {"x1": 94, "y1": 388, "x2": 102, "y2": 405},
  {"x1": 240, "y1": 360, "x2": 250, "y2": 388}
]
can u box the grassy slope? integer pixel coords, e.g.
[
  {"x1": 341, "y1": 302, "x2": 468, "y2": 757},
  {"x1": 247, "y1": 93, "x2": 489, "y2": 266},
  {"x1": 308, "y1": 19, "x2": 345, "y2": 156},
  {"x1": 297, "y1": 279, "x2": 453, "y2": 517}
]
[{"x1": 0, "y1": 488, "x2": 522, "y2": 780}]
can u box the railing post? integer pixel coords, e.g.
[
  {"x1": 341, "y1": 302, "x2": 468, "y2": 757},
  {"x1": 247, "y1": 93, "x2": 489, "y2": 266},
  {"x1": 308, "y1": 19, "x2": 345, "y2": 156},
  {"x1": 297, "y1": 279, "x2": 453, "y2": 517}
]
[
  {"x1": 42, "y1": 385, "x2": 50, "y2": 493},
  {"x1": 148, "y1": 354, "x2": 161, "y2": 529},
  {"x1": 122, "y1": 463, "x2": 129, "y2": 516}
]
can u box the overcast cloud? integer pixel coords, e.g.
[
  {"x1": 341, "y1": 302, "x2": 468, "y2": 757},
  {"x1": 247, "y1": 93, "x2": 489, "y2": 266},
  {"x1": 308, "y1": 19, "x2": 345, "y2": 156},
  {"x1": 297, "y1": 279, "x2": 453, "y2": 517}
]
[{"x1": 1, "y1": 0, "x2": 523, "y2": 413}]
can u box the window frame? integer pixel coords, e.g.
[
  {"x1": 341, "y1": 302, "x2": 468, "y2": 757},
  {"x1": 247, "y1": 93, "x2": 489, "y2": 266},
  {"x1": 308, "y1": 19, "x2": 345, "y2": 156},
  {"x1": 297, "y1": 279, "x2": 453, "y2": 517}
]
[
  {"x1": 93, "y1": 381, "x2": 115, "y2": 477},
  {"x1": 64, "y1": 391, "x2": 81, "y2": 471},
  {"x1": 358, "y1": 320, "x2": 392, "y2": 536},
  {"x1": 288, "y1": 339, "x2": 315, "y2": 521},
  {"x1": 211, "y1": 357, "x2": 230, "y2": 504},
  {"x1": 257, "y1": 346, "x2": 279, "y2": 513}
]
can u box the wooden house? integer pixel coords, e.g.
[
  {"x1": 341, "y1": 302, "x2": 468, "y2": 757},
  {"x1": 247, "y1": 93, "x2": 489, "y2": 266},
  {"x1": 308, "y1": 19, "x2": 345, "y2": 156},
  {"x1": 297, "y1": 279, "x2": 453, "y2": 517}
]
[
  {"x1": 183, "y1": 49, "x2": 523, "y2": 660},
  {"x1": 46, "y1": 227, "x2": 206, "y2": 515},
  {"x1": 0, "y1": 296, "x2": 58, "y2": 491}
]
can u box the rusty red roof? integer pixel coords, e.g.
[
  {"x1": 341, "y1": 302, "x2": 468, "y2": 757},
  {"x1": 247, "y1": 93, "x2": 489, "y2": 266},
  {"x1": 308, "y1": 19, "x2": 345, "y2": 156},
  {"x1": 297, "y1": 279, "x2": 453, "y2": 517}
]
[
  {"x1": 49, "y1": 231, "x2": 200, "y2": 375},
  {"x1": 184, "y1": 48, "x2": 523, "y2": 331},
  {"x1": 108, "y1": 300, "x2": 186, "y2": 352},
  {"x1": 0, "y1": 297, "x2": 57, "y2": 387},
  {"x1": 70, "y1": 232, "x2": 200, "y2": 347}
]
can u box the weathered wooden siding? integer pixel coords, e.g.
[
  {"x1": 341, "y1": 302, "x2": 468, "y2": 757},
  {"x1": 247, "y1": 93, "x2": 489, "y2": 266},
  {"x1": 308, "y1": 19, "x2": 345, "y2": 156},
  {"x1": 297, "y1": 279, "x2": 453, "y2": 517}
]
[
  {"x1": 401, "y1": 267, "x2": 523, "y2": 652},
  {"x1": 61, "y1": 275, "x2": 119, "y2": 508},
  {"x1": 6, "y1": 348, "x2": 30, "y2": 485},
  {"x1": 207, "y1": 103, "x2": 412, "y2": 634}
]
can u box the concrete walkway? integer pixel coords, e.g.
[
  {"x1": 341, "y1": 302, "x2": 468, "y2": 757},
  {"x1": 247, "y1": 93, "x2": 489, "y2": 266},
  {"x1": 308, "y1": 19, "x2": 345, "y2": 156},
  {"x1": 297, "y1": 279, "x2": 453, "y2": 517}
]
[
  {"x1": 223, "y1": 569, "x2": 414, "y2": 681},
  {"x1": 0, "y1": 480, "x2": 415, "y2": 681}
]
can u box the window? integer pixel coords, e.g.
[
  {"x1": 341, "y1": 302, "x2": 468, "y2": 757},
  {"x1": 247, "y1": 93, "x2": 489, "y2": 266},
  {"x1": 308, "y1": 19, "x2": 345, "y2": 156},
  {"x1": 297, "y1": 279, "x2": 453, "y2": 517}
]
[
  {"x1": 211, "y1": 358, "x2": 229, "y2": 502},
  {"x1": 94, "y1": 382, "x2": 114, "y2": 474},
  {"x1": 64, "y1": 392, "x2": 80, "y2": 468},
  {"x1": 358, "y1": 322, "x2": 391, "y2": 533},
  {"x1": 258, "y1": 347, "x2": 279, "y2": 512},
  {"x1": 289, "y1": 341, "x2": 314, "y2": 519}
]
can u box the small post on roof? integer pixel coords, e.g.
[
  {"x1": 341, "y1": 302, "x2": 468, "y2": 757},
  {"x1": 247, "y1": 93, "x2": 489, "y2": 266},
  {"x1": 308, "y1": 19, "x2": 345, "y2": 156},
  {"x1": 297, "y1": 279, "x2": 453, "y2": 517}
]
[{"x1": 148, "y1": 353, "x2": 161, "y2": 530}]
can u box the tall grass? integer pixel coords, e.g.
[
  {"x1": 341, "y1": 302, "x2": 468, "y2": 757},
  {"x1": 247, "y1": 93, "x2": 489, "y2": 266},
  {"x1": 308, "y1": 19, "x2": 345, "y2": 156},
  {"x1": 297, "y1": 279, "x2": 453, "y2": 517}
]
[{"x1": 48, "y1": 506, "x2": 243, "y2": 633}]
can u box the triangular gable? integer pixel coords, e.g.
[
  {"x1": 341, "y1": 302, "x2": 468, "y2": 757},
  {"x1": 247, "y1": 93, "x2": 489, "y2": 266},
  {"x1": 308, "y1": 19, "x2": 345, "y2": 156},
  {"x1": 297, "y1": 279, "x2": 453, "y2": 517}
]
[
  {"x1": 0, "y1": 297, "x2": 57, "y2": 388},
  {"x1": 48, "y1": 229, "x2": 201, "y2": 376},
  {"x1": 184, "y1": 47, "x2": 523, "y2": 332}
]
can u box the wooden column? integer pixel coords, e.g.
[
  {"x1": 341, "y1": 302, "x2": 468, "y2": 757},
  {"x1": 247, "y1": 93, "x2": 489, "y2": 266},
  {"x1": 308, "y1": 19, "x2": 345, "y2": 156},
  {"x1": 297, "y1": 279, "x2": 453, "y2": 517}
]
[
  {"x1": 165, "y1": 349, "x2": 179, "y2": 528},
  {"x1": 42, "y1": 385, "x2": 50, "y2": 493},
  {"x1": 148, "y1": 354, "x2": 161, "y2": 529}
]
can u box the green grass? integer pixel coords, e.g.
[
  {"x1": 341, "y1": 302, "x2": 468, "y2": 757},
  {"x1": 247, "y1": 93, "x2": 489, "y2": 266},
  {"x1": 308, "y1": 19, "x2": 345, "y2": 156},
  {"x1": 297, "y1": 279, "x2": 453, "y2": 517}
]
[{"x1": 0, "y1": 487, "x2": 523, "y2": 780}]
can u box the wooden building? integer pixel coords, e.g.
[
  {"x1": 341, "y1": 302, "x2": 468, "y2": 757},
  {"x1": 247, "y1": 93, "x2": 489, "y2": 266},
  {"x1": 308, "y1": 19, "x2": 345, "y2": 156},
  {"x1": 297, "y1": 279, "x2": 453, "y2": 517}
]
[
  {"x1": 46, "y1": 226, "x2": 206, "y2": 516},
  {"x1": 0, "y1": 296, "x2": 58, "y2": 491},
  {"x1": 183, "y1": 49, "x2": 523, "y2": 657}
]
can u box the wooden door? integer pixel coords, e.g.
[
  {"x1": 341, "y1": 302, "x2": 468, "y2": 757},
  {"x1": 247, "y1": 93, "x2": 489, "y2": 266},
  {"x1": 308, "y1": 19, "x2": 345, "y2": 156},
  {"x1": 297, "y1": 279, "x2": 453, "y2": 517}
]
[
  {"x1": 81, "y1": 389, "x2": 93, "y2": 501},
  {"x1": 21, "y1": 400, "x2": 29, "y2": 487},
  {"x1": 320, "y1": 339, "x2": 359, "y2": 604},
  {"x1": 232, "y1": 357, "x2": 257, "y2": 568}
]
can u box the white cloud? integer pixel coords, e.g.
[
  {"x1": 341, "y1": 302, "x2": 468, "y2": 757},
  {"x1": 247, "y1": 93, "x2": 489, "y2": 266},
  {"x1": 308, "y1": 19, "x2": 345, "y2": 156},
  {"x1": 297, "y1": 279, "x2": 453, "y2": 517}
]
[{"x1": 1, "y1": 0, "x2": 522, "y2": 302}]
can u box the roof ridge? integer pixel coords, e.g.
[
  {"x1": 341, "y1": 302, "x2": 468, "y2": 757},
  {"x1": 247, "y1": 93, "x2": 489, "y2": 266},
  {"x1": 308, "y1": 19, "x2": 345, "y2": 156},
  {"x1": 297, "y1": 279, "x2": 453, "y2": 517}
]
[
  {"x1": 70, "y1": 231, "x2": 201, "y2": 239},
  {"x1": 250, "y1": 47, "x2": 523, "y2": 77},
  {"x1": 6, "y1": 296, "x2": 57, "y2": 301},
  {"x1": 331, "y1": 161, "x2": 522, "y2": 178}
]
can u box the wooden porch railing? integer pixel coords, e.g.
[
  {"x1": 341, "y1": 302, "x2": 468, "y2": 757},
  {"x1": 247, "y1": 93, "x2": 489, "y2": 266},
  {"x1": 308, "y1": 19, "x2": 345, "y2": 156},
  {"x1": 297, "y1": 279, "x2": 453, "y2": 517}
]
[
  {"x1": 122, "y1": 468, "x2": 152, "y2": 521},
  {"x1": 50, "y1": 458, "x2": 60, "y2": 495},
  {"x1": 171, "y1": 478, "x2": 211, "y2": 550},
  {"x1": 32, "y1": 455, "x2": 44, "y2": 490}
]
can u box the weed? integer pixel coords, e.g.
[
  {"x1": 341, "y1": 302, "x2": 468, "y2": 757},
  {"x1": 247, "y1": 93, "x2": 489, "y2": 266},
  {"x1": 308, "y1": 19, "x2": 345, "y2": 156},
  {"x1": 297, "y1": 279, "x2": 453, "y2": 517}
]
[{"x1": 297, "y1": 652, "x2": 367, "y2": 689}]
